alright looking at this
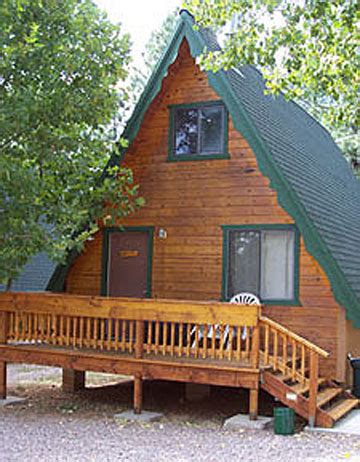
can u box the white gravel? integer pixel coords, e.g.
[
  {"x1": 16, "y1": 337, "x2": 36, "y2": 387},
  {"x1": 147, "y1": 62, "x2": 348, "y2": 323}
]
[{"x1": 1, "y1": 365, "x2": 360, "y2": 462}]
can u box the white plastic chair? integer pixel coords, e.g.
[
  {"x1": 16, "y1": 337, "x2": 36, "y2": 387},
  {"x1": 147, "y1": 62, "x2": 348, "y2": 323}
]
[
  {"x1": 191, "y1": 293, "x2": 260, "y2": 349},
  {"x1": 230, "y1": 292, "x2": 260, "y2": 306},
  {"x1": 230, "y1": 292, "x2": 260, "y2": 341}
]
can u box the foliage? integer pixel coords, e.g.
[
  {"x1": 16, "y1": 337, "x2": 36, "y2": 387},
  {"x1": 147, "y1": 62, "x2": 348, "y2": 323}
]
[
  {"x1": 0, "y1": 0, "x2": 144, "y2": 288},
  {"x1": 185, "y1": 0, "x2": 359, "y2": 176},
  {"x1": 129, "y1": 10, "x2": 178, "y2": 108}
]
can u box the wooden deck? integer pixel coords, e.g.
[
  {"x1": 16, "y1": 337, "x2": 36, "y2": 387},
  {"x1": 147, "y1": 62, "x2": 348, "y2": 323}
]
[{"x1": 1, "y1": 291, "x2": 355, "y2": 427}]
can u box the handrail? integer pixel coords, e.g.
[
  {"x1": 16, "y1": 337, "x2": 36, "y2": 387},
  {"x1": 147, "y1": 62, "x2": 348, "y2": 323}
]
[
  {"x1": 0, "y1": 292, "x2": 259, "y2": 326},
  {"x1": 260, "y1": 316, "x2": 329, "y2": 358}
]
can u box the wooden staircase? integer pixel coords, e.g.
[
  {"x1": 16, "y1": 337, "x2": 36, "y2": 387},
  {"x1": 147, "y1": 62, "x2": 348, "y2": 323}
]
[{"x1": 259, "y1": 316, "x2": 359, "y2": 428}]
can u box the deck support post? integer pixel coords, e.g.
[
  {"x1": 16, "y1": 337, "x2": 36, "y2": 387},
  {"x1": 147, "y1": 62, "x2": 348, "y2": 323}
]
[
  {"x1": 134, "y1": 374, "x2": 143, "y2": 414},
  {"x1": 134, "y1": 320, "x2": 144, "y2": 414},
  {"x1": 249, "y1": 388, "x2": 258, "y2": 420},
  {"x1": 0, "y1": 361, "x2": 6, "y2": 400},
  {"x1": 62, "y1": 369, "x2": 85, "y2": 393},
  {"x1": 308, "y1": 351, "x2": 319, "y2": 427},
  {"x1": 0, "y1": 312, "x2": 8, "y2": 399}
]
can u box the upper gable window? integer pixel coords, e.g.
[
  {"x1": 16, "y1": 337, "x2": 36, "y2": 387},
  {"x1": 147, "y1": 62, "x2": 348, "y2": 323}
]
[{"x1": 168, "y1": 101, "x2": 228, "y2": 161}]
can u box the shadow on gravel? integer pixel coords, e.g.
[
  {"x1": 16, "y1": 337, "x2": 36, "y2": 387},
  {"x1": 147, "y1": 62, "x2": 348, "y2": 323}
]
[{"x1": 5, "y1": 367, "x2": 306, "y2": 430}]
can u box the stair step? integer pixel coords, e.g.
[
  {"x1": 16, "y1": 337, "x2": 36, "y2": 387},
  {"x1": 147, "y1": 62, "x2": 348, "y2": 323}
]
[
  {"x1": 326, "y1": 399, "x2": 359, "y2": 422},
  {"x1": 275, "y1": 372, "x2": 293, "y2": 382},
  {"x1": 317, "y1": 387, "x2": 343, "y2": 407},
  {"x1": 290, "y1": 378, "x2": 326, "y2": 395}
]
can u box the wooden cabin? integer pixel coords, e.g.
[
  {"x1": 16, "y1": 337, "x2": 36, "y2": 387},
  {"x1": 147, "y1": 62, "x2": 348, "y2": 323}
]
[{"x1": 0, "y1": 10, "x2": 359, "y2": 428}]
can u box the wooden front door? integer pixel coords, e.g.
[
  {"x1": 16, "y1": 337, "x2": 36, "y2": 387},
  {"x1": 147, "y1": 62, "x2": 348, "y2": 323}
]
[{"x1": 106, "y1": 229, "x2": 152, "y2": 298}]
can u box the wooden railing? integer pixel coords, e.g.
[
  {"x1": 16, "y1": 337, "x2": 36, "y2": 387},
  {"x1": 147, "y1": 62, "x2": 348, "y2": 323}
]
[
  {"x1": 0, "y1": 292, "x2": 261, "y2": 366},
  {"x1": 259, "y1": 316, "x2": 329, "y2": 425}
]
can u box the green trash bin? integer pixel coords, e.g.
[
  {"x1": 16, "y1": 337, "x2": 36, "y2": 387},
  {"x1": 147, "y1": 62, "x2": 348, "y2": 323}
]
[{"x1": 274, "y1": 407, "x2": 295, "y2": 435}]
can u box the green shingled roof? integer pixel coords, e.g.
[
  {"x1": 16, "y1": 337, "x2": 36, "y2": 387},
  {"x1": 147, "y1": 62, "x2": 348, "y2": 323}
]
[{"x1": 48, "y1": 10, "x2": 360, "y2": 327}]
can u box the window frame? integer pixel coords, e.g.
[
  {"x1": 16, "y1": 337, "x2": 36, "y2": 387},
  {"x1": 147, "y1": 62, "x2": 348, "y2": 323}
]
[
  {"x1": 221, "y1": 224, "x2": 301, "y2": 305},
  {"x1": 168, "y1": 100, "x2": 229, "y2": 162}
]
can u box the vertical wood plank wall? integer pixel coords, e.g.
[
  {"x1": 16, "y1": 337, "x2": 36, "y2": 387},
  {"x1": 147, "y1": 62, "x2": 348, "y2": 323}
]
[{"x1": 65, "y1": 40, "x2": 345, "y2": 381}]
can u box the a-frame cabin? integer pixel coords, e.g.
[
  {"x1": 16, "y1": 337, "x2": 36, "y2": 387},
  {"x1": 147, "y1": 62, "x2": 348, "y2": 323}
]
[{"x1": 1, "y1": 10, "x2": 359, "y2": 428}]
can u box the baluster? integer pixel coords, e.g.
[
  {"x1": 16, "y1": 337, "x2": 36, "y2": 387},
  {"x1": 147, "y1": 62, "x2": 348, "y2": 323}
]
[
  {"x1": 186, "y1": 324, "x2": 191, "y2": 357},
  {"x1": 78, "y1": 317, "x2": 84, "y2": 348},
  {"x1": 301, "y1": 345, "x2": 306, "y2": 384},
  {"x1": 22, "y1": 313, "x2": 28, "y2": 341},
  {"x1": 122, "y1": 320, "x2": 127, "y2": 352},
  {"x1": 106, "y1": 319, "x2": 112, "y2": 351},
  {"x1": 211, "y1": 324, "x2": 216, "y2": 359},
  {"x1": 194, "y1": 324, "x2": 199, "y2": 358},
  {"x1": 251, "y1": 324, "x2": 260, "y2": 369},
  {"x1": 178, "y1": 323, "x2": 183, "y2": 357},
  {"x1": 291, "y1": 340, "x2": 297, "y2": 380},
  {"x1": 135, "y1": 321, "x2": 144, "y2": 359},
  {"x1": 264, "y1": 324, "x2": 270, "y2": 364},
  {"x1": 129, "y1": 321, "x2": 134, "y2": 353},
  {"x1": 236, "y1": 325, "x2": 241, "y2": 361},
  {"x1": 59, "y1": 316, "x2": 64, "y2": 346},
  {"x1": 170, "y1": 323, "x2": 175, "y2": 356},
  {"x1": 146, "y1": 321, "x2": 152, "y2": 354},
  {"x1": 228, "y1": 326, "x2": 234, "y2": 361},
  {"x1": 33, "y1": 314, "x2": 38, "y2": 343},
  {"x1": 273, "y1": 329, "x2": 278, "y2": 370},
  {"x1": 219, "y1": 325, "x2": 225, "y2": 360},
  {"x1": 154, "y1": 321, "x2": 160, "y2": 355},
  {"x1": 93, "y1": 318, "x2": 98, "y2": 349},
  {"x1": 8, "y1": 313, "x2": 14, "y2": 341},
  {"x1": 245, "y1": 327, "x2": 250, "y2": 359},
  {"x1": 203, "y1": 324, "x2": 208, "y2": 359},
  {"x1": 51, "y1": 314, "x2": 57, "y2": 345},
  {"x1": 27, "y1": 313, "x2": 32, "y2": 342},
  {"x1": 282, "y1": 334, "x2": 288, "y2": 373},
  {"x1": 114, "y1": 319, "x2": 120, "y2": 351},
  {"x1": 86, "y1": 318, "x2": 91, "y2": 348},
  {"x1": 72, "y1": 317, "x2": 78, "y2": 347},
  {"x1": 65, "y1": 316, "x2": 71, "y2": 346},
  {"x1": 163, "y1": 322, "x2": 168, "y2": 356},
  {"x1": 99, "y1": 319, "x2": 105, "y2": 350},
  {"x1": 14, "y1": 313, "x2": 19, "y2": 341}
]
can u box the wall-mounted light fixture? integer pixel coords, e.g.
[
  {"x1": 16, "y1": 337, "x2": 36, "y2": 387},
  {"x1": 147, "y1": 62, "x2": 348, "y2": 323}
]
[{"x1": 158, "y1": 228, "x2": 167, "y2": 239}]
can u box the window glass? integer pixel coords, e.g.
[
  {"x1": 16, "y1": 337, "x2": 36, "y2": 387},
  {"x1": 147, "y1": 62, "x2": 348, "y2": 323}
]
[
  {"x1": 174, "y1": 108, "x2": 198, "y2": 155},
  {"x1": 228, "y1": 230, "x2": 260, "y2": 299},
  {"x1": 172, "y1": 103, "x2": 225, "y2": 157},
  {"x1": 260, "y1": 230, "x2": 294, "y2": 300},
  {"x1": 200, "y1": 106, "x2": 223, "y2": 154},
  {"x1": 226, "y1": 228, "x2": 296, "y2": 302}
]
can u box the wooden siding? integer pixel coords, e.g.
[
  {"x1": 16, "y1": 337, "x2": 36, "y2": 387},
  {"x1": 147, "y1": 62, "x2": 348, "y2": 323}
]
[{"x1": 65, "y1": 39, "x2": 345, "y2": 381}]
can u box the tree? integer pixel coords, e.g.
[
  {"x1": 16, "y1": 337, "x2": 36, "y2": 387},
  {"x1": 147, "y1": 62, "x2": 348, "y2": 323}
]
[
  {"x1": 129, "y1": 10, "x2": 178, "y2": 108},
  {"x1": 0, "y1": 0, "x2": 144, "y2": 289},
  {"x1": 185, "y1": 0, "x2": 359, "y2": 176}
]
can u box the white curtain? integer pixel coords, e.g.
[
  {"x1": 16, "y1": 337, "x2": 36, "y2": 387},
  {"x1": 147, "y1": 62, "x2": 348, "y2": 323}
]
[{"x1": 260, "y1": 230, "x2": 295, "y2": 300}]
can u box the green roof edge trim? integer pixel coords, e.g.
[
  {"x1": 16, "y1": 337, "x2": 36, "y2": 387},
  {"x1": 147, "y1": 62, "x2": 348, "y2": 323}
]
[
  {"x1": 48, "y1": 11, "x2": 359, "y2": 328},
  {"x1": 121, "y1": 17, "x2": 186, "y2": 150}
]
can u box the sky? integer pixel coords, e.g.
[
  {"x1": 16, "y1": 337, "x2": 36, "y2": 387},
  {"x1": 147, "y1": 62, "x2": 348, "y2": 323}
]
[{"x1": 95, "y1": 0, "x2": 182, "y2": 67}]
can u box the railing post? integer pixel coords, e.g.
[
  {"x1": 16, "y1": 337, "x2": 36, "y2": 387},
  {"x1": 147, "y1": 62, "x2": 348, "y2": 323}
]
[
  {"x1": 134, "y1": 321, "x2": 144, "y2": 414},
  {"x1": 308, "y1": 350, "x2": 319, "y2": 427},
  {"x1": 135, "y1": 321, "x2": 144, "y2": 359},
  {"x1": 251, "y1": 323, "x2": 260, "y2": 369},
  {"x1": 0, "y1": 311, "x2": 9, "y2": 399}
]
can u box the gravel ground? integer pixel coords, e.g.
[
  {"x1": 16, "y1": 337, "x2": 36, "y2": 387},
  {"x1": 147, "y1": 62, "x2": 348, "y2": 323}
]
[{"x1": 1, "y1": 365, "x2": 360, "y2": 462}]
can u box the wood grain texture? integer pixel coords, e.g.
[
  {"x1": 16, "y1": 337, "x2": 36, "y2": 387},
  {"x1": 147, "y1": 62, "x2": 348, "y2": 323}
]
[
  {"x1": 0, "y1": 344, "x2": 260, "y2": 389},
  {"x1": 65, "y1": 39, "x2": 346, "y2": 381}
]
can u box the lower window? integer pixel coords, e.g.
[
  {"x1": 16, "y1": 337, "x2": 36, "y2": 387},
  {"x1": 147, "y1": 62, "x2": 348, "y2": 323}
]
[{"x1": 223, "y1": 226, "x2": 299, "y2": 304}]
